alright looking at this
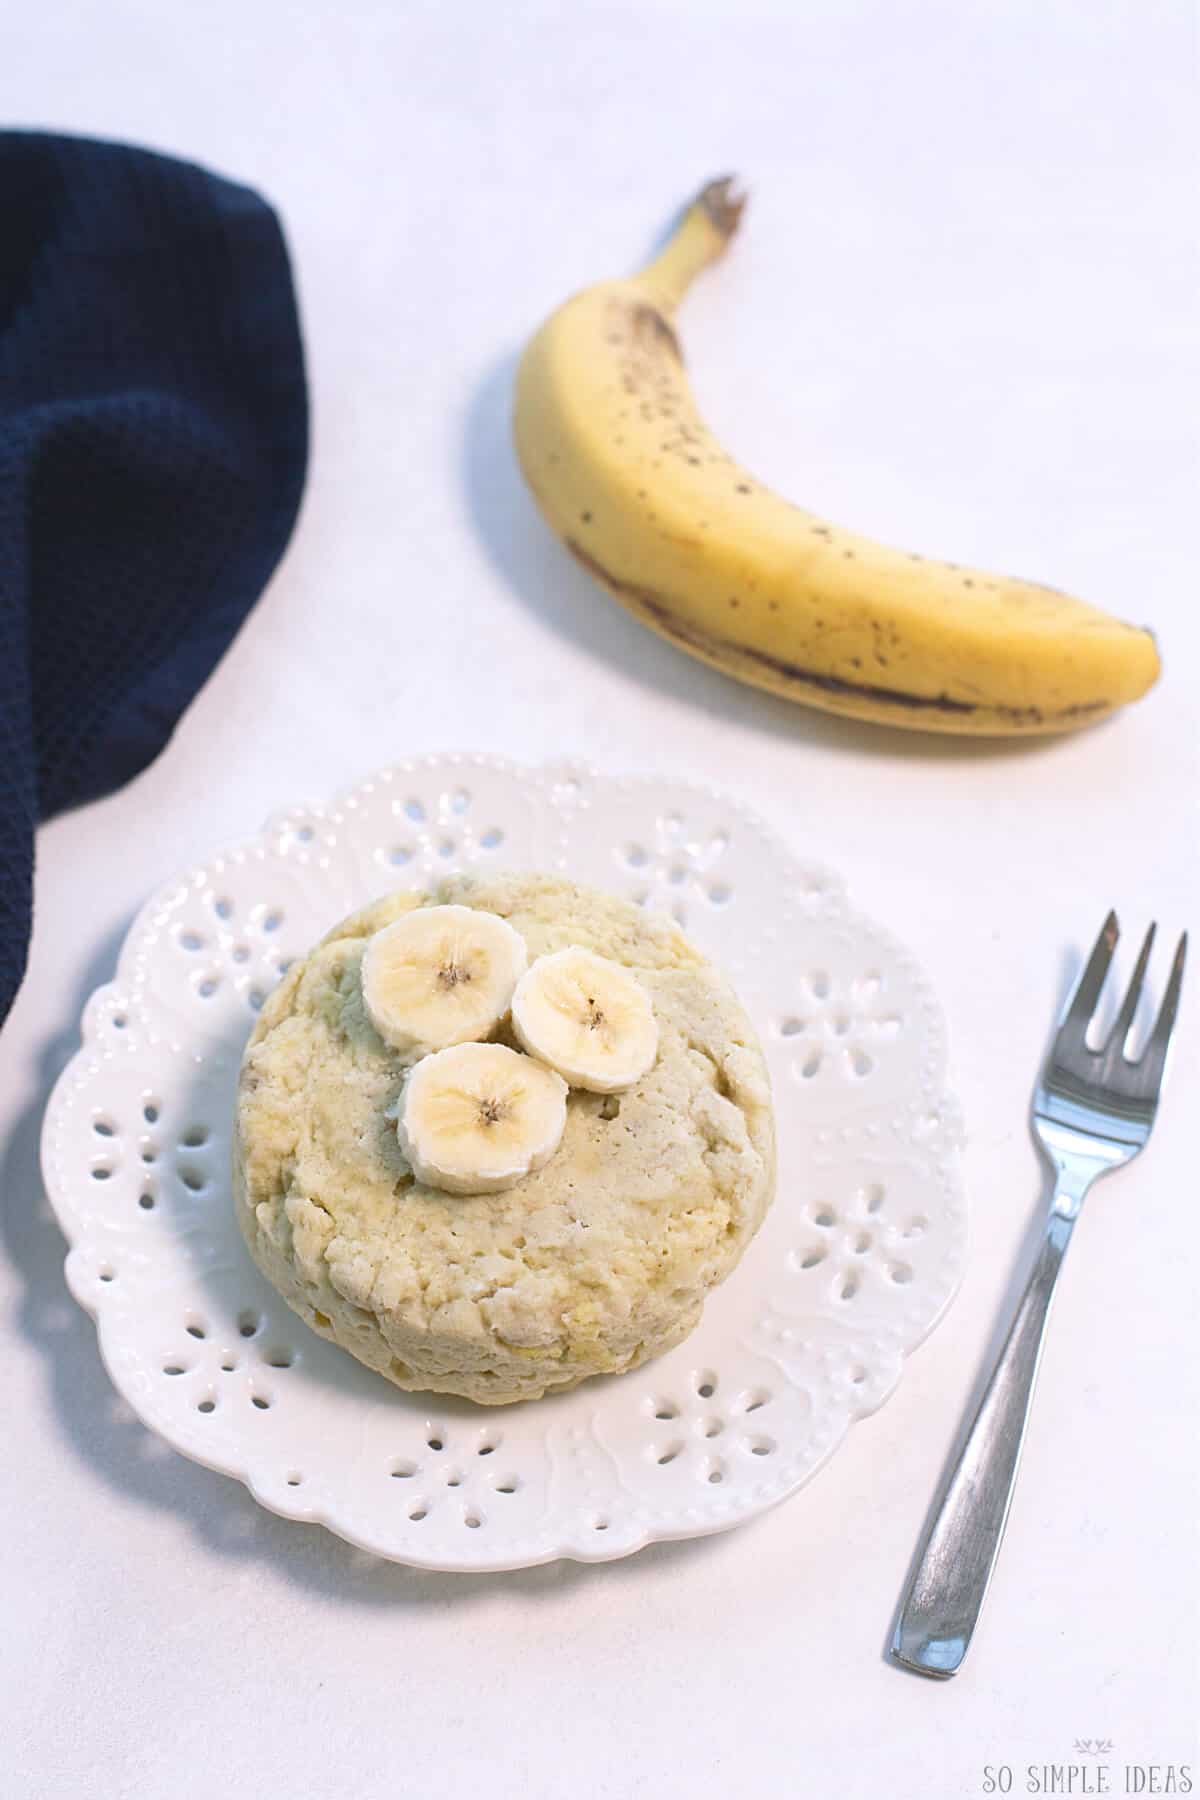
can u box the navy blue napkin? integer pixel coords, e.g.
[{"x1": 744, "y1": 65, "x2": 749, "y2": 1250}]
[{"x1": 0, "y1": 133, "x2": 308, "y2": 1024}]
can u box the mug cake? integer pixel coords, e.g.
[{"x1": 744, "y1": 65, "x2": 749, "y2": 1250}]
[{"x1": 233, "y1": 872, "x2": 774, "y2": 1404}]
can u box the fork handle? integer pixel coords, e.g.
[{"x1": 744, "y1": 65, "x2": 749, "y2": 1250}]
[{"x1": 891, "y1": 1206, "x2": 1075, "y2": 1677}]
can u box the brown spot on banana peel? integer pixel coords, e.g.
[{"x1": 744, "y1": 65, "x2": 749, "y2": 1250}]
[
  {"x1": 630, "y1": 303, "x2": 682, "y2": 361},
  {"x1": 564, "y1": 539, "x2": 1110, "y2": 728}
]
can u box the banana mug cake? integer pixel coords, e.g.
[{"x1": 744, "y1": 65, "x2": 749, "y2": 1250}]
[{"x1": 234, "y1": 872, "x2": 775, "y2": 1404}]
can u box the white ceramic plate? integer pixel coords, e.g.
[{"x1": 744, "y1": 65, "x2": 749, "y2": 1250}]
[{"x1": 40, "y1": 755, "x2": 966, "y2": 1571}]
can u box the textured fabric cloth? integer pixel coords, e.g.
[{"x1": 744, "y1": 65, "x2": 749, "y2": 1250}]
[{"x1": 0, "y1": 133, "x2": 307, "y2": 1024}]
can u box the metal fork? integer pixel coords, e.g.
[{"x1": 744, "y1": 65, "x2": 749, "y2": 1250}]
[{"x1": 891, "y1": 912, "x2": 1187, "y2": 1679}]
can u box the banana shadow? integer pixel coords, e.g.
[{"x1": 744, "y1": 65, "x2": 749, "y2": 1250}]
[
  {"x1": 462, "y1": 349, "x2": 1077, "y2": 766},
  {"x1": 1, "y1": 947, "x2": 732, "y2": 1609}
]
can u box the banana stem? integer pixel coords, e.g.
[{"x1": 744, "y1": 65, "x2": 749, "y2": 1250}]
[{"x1": 638, "y1": 175, "x2": 746, "y2": 309}]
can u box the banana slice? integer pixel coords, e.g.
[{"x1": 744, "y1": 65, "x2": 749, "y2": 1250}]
[
  {"x1": 512, "y1": 947, "x2": 658, "y2": 1092},
  {"x1": 361, "y1": 905, "x2": 527, "y2": 1056},
  {"x1": 397, "y1": 1042, "x2": 568, "y2": 1194}
]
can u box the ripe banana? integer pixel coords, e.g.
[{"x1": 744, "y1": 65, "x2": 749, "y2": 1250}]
[
  {"x1": 513, "y1": 177, "x2": 1159, "y2": 735},
  {"x1": 397, "y1": 1042, "x2": 567, "y2": 1194},
  {"x1": 362, "y1": 905, "x2": 526, "y2": 1056},
  {"x1": 512, "y1": 947, "x2": 658, "y2": 1092}
]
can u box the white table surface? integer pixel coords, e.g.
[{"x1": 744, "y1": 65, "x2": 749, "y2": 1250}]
[{"x1": 2, "y1": 4, "x2": 1196, "y2": 1795}]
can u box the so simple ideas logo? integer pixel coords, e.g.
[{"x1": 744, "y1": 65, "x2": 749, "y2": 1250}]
[{"x1": 980, "y1": 1744, "x2": 1193, "y2": 1795}]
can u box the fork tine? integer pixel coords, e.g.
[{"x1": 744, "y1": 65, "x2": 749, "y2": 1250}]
[
  {"x1": 1108, "y1": 921, "x2": 1156, "y2": 1054},
  {"x1": 1132, "y1": 932, "x2": 1188, "y2": 1093},
  {"x1": 1059, "y1": 910, "x2": 1119, "y2": 1042}
]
